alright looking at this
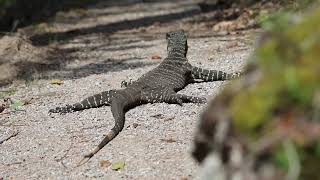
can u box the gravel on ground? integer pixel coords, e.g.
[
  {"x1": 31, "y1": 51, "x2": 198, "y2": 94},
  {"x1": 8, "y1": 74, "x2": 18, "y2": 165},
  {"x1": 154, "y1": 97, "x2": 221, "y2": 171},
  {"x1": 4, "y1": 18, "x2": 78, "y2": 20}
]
[{"x1": 0, "y1": 0, "x2": 254, "y2": 179}]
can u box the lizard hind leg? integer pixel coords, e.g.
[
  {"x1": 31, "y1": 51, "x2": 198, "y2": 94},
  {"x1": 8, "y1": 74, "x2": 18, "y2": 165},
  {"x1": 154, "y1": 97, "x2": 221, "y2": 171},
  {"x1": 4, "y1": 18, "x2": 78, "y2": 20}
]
[
  {"x1": 141, "y1": 88, "x2": 183, "y2": 106},
  {"x1": 49, "y1": 90, "x2": 114, "y2": 114}
]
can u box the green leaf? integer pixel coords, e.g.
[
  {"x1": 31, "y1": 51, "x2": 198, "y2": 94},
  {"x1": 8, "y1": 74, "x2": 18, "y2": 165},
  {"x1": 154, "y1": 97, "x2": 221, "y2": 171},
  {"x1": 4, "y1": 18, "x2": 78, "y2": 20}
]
[
  {"x1": 50, "y1": 79, "x2": 64, "y2": 85},
  {"x1": 314, "y1": 141, "x2": 320, "y2": 157},
  {"x1": 274, "y1": 146, "x2": 289, "y2": 170},
  {"x1": 111, "y1": 160, "x2": 125, "y2": 171},
  {"x1": 10, "y1": 100, "x2": 24, "y2": 110}
]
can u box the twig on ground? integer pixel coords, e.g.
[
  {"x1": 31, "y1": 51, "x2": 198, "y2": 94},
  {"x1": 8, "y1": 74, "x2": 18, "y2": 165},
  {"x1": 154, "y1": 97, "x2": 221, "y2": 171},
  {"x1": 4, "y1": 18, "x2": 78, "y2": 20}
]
[
  {"x1": 0, "y1": 124, "x2": 27, "y2": 127},
  {"x1": 55, "y1": 142, "x2": 73, "y2": 169},
  {"x1": 0, "y1": 109, "x2": 26, "y2": 116},
  {"x1": 0, "y1": 130, "x2": 19, "y2": 145}
]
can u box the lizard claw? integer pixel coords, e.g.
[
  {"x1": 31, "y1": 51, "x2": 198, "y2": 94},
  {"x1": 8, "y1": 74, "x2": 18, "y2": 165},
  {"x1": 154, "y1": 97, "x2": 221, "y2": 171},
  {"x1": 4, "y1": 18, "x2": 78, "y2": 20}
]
[
  {"x1": 198, "y1": 97, "x2": 207, "y2": 104},
  {"x1": 120, "y1": 80, "x2": 128, "y2": 88},
  {"x1": 121, "y1": 79, "x2": 133, "y2": 88},
  {"x1": 177, "y1": 98, "x2": 183, "y2": 106},
  {"x1": 76, "y1": 153, "x2": 94, "y2": 167}
]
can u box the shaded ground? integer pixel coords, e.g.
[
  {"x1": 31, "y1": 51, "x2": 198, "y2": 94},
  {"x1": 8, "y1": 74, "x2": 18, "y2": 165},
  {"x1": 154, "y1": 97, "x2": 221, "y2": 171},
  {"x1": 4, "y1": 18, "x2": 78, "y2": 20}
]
[
  {"x1": 0, "y1": 0, "x2": 257, "y2": 179},
  {"x1": 0, "y1": 0, "x2": 122, "y2": 31}
]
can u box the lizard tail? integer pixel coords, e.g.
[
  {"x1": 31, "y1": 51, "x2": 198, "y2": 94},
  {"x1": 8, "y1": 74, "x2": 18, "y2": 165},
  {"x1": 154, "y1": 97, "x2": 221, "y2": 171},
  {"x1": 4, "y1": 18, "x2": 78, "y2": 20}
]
[
  {"x1": 49, "y1": 90, "x2": 115, "y2": 113},
  {"x1": 192, "y1": 66, "x2": 242, "y2": 81},
  {"x1": 77, "y1": 98, "x2": 126, "y2": 166}
]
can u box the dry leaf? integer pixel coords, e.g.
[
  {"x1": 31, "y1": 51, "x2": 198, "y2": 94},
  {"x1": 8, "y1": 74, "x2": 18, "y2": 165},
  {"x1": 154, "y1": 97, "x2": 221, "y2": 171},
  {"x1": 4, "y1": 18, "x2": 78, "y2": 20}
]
[
  {"x1": 22, "y1": 97, "x2": 36, "y2": 105},
  {"x1": 50, "y1": 79, "x2": 64, "y2": 85},
  {"x1": 111, "y1": 160, "x2": 125, "y2": 171},
  {"x1": 151, "y1": 55, "x2": 162, "y2": 60},
  {"x1": 213, "y1": 21, "x2": 235, "y2": 32},
  {"x1": 226, "y1": 42, "x2": 238, "y2": 49},
  {"x1": 164, "y1": 116, "x2": 175, "y2": 122},
  {"x1": 100, "y1": 160, "x2": 111, "y2": 168},
  {"x1": 133, "y1": 123, "x2": 139, "y2": 128},
  {"x1": 151, "y1": 114, "x2": 165, "y2": 119},
  {"x1": 160, "y1": 138, "x2": 177, "y2": 143},
  {"x1": 0, "y1": 105, "x2": 5, "y2": 113}
]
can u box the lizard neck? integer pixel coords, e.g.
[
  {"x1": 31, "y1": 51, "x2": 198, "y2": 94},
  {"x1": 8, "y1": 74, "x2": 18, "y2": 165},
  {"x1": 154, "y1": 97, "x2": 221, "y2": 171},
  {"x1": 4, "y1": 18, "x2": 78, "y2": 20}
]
[{"x1": 167, "y1": 46, "x2": 187, "y2": 59}]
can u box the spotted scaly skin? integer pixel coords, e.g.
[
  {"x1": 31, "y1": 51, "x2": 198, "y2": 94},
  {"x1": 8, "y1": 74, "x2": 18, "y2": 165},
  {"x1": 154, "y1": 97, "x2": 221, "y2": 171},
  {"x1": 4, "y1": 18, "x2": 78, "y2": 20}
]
[{"x1": 49, "y1": 30, "x2": 241, "y2": 164}]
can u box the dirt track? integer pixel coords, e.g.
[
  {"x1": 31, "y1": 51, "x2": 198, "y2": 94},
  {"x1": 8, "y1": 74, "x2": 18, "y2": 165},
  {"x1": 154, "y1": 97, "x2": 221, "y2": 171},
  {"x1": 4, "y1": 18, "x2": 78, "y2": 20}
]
[{"x1": 0, "y1": 0, "x2": 253, "y2": 179}]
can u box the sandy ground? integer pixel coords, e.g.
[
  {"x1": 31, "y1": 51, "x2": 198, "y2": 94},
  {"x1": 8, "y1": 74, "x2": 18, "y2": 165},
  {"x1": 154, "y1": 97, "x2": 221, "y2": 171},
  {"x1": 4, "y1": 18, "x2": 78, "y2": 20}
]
[{"x1": 0, "y1": 0, "x2": 254, "y2": 179}]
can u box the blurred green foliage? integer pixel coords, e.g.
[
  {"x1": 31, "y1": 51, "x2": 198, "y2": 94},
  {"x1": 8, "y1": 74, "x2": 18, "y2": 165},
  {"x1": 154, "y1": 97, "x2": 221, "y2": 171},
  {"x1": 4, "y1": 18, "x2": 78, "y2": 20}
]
[
  {"x1": 228, "y1": 4, "x2": 320, "y2": 179},
  {"x1": 10, "y1": 99, "x2": 24, "y2": 110},
  {"x1": 231, "y1": 6, "x2": 320, "y2": 135},
  {"x1": 257, "y1": 12, "x2": 293, "y2": 32},
  {"x1": 256, "y1": 0, "x2": 318, "y2": 30},
  {"x1": 0, "y1": 0, "x2": 16, "y2": 8}
]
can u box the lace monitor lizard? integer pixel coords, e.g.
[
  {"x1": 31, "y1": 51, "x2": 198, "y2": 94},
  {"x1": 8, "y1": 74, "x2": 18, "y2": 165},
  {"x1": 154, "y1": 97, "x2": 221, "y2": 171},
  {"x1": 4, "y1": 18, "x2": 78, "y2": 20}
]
[{"x1": 49, "y1": 30, "x2": 241, "y2": 164}]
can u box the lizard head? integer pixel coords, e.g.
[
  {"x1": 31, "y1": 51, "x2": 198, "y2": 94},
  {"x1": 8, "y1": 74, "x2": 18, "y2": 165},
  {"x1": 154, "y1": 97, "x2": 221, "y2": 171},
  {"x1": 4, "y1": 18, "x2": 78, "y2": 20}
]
[{"x1": 166, "y1": 30, "x2": 188, "y2": 58}]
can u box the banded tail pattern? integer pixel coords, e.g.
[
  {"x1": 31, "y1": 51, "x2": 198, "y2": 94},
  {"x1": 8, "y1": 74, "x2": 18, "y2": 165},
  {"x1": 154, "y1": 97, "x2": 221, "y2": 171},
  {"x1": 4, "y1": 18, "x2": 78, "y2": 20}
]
[{"x1": 191, "y1": 66, "x2": 241, "y2": 81}]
